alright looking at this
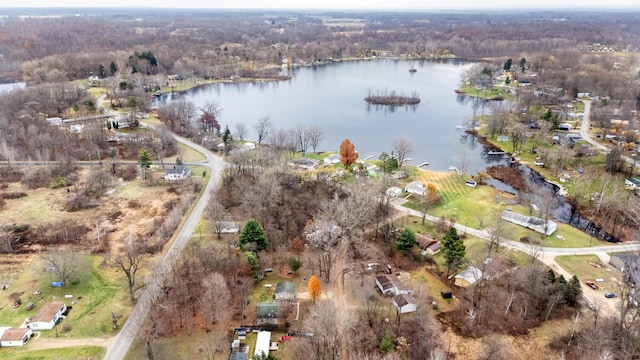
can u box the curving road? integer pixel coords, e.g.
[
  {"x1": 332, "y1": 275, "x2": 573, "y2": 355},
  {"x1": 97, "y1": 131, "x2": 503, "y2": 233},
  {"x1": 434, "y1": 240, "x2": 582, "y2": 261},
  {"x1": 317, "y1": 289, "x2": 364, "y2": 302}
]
[
  {"x1": 101, "y1": 108, "x2": 225, "y2": 359},
  {"x1": 580, "y1": 99, "x2": 638, "y2": 167}
]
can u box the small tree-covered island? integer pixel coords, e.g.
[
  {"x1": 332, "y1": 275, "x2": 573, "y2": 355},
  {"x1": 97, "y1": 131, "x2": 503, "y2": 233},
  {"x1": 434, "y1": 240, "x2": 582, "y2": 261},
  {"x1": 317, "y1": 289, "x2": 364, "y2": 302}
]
[{"x1": 364, "y1": 89, "x2": 421, "y2": 106}]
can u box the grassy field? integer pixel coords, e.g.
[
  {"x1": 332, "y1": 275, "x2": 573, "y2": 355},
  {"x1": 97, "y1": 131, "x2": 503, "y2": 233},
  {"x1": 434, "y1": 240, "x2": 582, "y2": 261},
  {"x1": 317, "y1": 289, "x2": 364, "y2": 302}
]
[
  {"x1": 555, "y1": 255, "x2": 619, "y2": 292},
  {"x1": 409, "y1": 269, "x2": 456, "y2": 312},
  {"x1": 0, "y1": 346, "x2": 104, "y2": 360},
  {"x1": 164, "y1": 142, "x2": 206, "y2": 163},
  {"x1": 0, "y1": 255, "x2": 130, "y2": 338}
]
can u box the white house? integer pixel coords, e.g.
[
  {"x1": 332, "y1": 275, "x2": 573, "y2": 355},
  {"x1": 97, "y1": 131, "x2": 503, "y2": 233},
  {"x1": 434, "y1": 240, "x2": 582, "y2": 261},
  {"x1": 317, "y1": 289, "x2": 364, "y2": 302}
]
[
  {"x1": 27, "y1": 301, "x2": 66, "y2": 330},
  {"x1": 216, "y1": 221, "x2": 240, "y2": 234},
  {"x1": 625, "y1": 178, "x2": 640, "y2": 190},
  {"x1": 254, "y1": 331, "x2": 271, "y2": 358},
  {"x1": 164, "y1": 166, "x2": 191, "y2": 181},
  {"x1": 376, "y1": 274, "x2": 410, "y2": 296},
  {"x1": 243, "y1": 142, "x2": 256, "y2": 150},
  {"x1": 392, "y1": 293, "x2": 417, "y2": 314},
  {"x1": 46, "y1": 117, "x2": 63, "y2": 126},
  {"x1": 386, "y1": 187, "x2": 402, "y2": 198},
  {"x1": 404, "y1": 181, "x2": 426, "y2": 196},
  {"x1": 323, "y1": 154, "x2": 341, "y2": 165},
  {"x1": 0, "y1": 327, "x2": 33, "y2": 347}
]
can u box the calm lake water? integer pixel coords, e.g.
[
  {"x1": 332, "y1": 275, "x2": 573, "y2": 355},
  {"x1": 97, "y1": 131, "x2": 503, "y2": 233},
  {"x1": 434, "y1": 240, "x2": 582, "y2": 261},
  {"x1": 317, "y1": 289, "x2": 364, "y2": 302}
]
[
  {"x1": 0, "y1": 82, "x2": 26, "y2": 94},
  {"x1": 156, "y1": 59, "x2": 507, "y2": 173}
]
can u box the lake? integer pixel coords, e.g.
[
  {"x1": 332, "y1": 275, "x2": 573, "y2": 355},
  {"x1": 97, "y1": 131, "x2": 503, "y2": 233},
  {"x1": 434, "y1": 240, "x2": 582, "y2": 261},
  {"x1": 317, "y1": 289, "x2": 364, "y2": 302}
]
[
  {"x1": 155, "y1": 59, "x2": 507, "y2": 173},
  {"x1": 0, "y1": 82, "x2": 26, "y2": 94}
]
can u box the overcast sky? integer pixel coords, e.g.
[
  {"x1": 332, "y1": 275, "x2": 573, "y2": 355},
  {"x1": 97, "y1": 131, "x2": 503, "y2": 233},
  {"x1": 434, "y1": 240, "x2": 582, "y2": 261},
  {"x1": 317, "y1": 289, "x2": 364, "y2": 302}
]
[{"x1": 1, "y1": 0, "x2": 639, "y2": 10}]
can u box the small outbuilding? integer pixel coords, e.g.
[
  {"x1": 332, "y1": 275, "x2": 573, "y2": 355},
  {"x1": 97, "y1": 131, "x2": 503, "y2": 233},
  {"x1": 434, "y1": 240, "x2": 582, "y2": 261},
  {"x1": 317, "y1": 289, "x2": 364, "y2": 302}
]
[
  {"x1": 376, "y1": 274, "x2": 410, "y2": 296},
  {"x1": 27, "y1": 301, "x2": 66, "y2": 330},
  {"x1": 275, "y1": 281, "x2": 296, "y2": 301},
  {"x1": 386, "y1": 187, "x2": 402, "y2": 198},
  {"x1": 392, "y1": 293, "x2": 417, "y2": 314},
  {"x1": 454, "y1": 266, "x2": 483, "y2": 287},
  {"x1": 0, "y1": 327, "x2": 33, "y2": 347}
]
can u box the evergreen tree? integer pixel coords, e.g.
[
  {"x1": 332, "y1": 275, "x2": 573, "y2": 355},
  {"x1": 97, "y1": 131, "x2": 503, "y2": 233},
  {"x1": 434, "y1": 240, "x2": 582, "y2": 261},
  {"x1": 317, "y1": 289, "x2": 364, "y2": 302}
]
[
  {"x1": 519, "y1": 57, "x2": 527, "y2": 72},
  {"x1": 379, "y1": 331, "x2": 396, "y2": 353},
  {"x1": 396, "y1": 229, "x2": 416, "y2": 253},
  {"x1": 442, "y1": 227, "x2": 465, "y2": 276},
  {"x1": 98, "y1": 64, "x2": 106, "y2": 78},
  {"x1": 109, "y1": 61, "x2": 118, "y2": 76},
  {"x1": 139, "y1": 149, "x2": 152, "y2": 180},
  {"x1": 238, "y1": 219, "x2": 268, "y2": 252},
  {"x1": 503, "y1": 58, "x2": 512, "y2": 71}
]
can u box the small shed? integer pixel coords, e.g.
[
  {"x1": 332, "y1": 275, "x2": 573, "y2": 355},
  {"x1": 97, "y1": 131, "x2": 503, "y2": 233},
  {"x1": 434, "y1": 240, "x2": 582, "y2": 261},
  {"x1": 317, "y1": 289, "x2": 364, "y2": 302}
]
[
  {"x1": 275, "y1": 281, "x2": 296, "y2": 301},
  {"x1": 27, "y1": 301, "x2": 66, "y2": 330},
  {"x1": 392, "y1": 293, "x2": 417, "y2": 314},
  {"x1": 323, "y1": 154, "x2": 341, "y2": 165},
  {"x1": 454, "y1": 266, "x2": 483, "y2": 287},
  {"x1": 415, "y1": 233, "x2": 437, "y2": 250},
  {"x1": 0, "y1": 327, "x2": 33, "y2": 347}
]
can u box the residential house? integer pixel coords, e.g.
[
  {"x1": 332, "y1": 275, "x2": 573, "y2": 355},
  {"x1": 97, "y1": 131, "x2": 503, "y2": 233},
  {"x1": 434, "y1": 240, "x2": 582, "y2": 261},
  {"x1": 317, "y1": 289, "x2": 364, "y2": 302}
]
[
  {"x1": 275, "y1": 281, "x2": 296, "y2": 301},
  {"x1": 46, "y1": 117, "x2": 63, "y2": 126},
  {"x1": 27, "y1": 301, "x2": 66, "y2": 330},
  {"x1": 386, "y1": 187, "x2": 402, "y2": 198},
  {"x1": 288, "y1": 158, "x2": 319, "y2": 170},
  {"x1": 164, "y1": 166, "x2": 191, "y2": 181},
  {"x1": 558, "y1": 123, "x2": 572, "y2": 131},
  {"x1": 231, "y1": 353, "x2": 249, "y2": 360},
  {"x1": 376, "y1": 274, "x2": 410, "y2": 296},
  {"x1": 610, "y1": 254, "x2": 640, "y2": 287},
  {"x1": 323, "y1": 154, "x2": 341, "y2": 165},
  {"x1": 392, "y1": 293, "x2": 417, "y2": 314},
  {"x1": 243, "y1": 142, "x2": 256, "y2": 150},
  {"x1": 254, "y1": 331, "x2": 272, "y2": 359},
  {"x1": 393, "y1": 170, "x2": 407, "y2": 179},
  {"x1": 216, "y1": 221, "x2": 240, "y2": 234},
  {"x1": 256, "y1": 302, "x2": 280, "y2": 325},
  {"x1": 501, "y1": 210, "x2": 557, "y2": 236},
  {"x1": 426, "y1": 242, "x2": 441, "y2": 255},
  {"x1": 625, "y1": 178, "x2": 640, "y2": 190},
  {"x1": 0, "y1": 327, "x2": 33, "y2": 347},
  {"x1": 404, "y1": 181, "x2": 426, "y2": 196},
  {"x1": 454, "y1": 266, "x2": 483, "y2": 287},
  {"x1": 415, "y1": 233, "x2": 437, "y2": 251}
]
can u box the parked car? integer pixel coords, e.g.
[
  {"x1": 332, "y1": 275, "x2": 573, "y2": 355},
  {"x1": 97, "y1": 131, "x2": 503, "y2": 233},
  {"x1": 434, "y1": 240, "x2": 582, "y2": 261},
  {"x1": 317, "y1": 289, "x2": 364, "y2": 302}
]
[
  {"x1": 605, "y1": 292, "x2": 617, "y2": 298},
  {"x1": 585, "y1": 281, "x2": 599, "y2": 290},
  {"x1": 26, "y1": 302, "x2": 34, "y2": 311}
]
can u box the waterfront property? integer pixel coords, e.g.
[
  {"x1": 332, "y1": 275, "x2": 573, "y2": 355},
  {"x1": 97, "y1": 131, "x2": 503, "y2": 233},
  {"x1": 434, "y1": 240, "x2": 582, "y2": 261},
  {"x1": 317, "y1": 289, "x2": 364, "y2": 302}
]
[{"x1": 501, "y1": 210, "x2": 557, "y2": 236}]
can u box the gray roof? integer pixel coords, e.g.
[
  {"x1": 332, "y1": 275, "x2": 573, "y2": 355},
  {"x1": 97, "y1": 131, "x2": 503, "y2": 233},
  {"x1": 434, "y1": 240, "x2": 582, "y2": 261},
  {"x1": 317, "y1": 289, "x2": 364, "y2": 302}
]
[
  {"x1": 393, "y1": 293, "x2": 416, "y2": 308},
  {"x1": 376, "y1": 274, "x2": 408, "y2": 293},
  {"x1": 256, "y1": 302, "x2": 280, "y2": 319},
  {"x1": 455, "y1": 266, "x2": 483, "y2": 285},
  {"x1": 231, "y1": 353, "x2": 249, "y2": 360},
  {"x1": 275, "y1": 281, "x2": 296, "y2": 295}
]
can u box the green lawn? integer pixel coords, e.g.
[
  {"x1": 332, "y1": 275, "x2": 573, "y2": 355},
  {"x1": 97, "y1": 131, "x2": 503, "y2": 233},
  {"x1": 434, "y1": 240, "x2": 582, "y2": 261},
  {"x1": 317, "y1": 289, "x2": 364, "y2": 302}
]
[
  {"x1": 555, "y1": 255, "x2": 619, "y2": 292},
  {"x1": 164, "y1": 142, "x2": 206, "y2": 163},
  {"x1": 0, "y1": 256, "x2": 131, "y2": 338},
  {"x1": 0, "y1": 346, "x2": 104, "y2": 360}
]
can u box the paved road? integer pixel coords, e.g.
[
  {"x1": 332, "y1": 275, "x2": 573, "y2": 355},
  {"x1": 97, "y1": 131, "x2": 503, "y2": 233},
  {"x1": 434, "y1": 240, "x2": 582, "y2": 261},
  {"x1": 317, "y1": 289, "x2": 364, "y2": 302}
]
[
  {"x1": 102, "y1": 116, "x2": 225, "y2": 359},
  {"x1": 579, "y1": 99, "x2": 638, "y2": 167}
]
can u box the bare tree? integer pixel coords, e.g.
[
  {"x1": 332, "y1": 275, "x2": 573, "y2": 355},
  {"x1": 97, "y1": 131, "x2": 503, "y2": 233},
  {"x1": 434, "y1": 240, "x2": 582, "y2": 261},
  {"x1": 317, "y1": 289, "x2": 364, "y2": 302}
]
[
  {"x1": 110, "y1": 239, "x2": 146, "y2": 304},
  {"x1": 207, "y1": 200, "x2": 230, "y2": 240},
  {"x1": 254, "y1": 116, "x2": 273, "y2": 145},
  {"x1": 357, "y1": 284, "x2": 385, "y2": 327},
  {"x1": 391, "y1": 137, "x2": 414, "y2": 167},
  {"x1": 308, "y1": 125, "x2": 324, "y2": 153},
  {"x1": 235, "y1": 121, "x2": 248, "y2": 141},
  {"x1": 199, "y1": 272, "x2": 231, "y2": 331},
  {"x1": 290, "y1": 123, "x2": 312, "y2": 156},
  {"x1": 39, "y1": 252, "x2": 81, "y2": 285},
  {"x1": 305, "y1": 299, "x2": 342, "y2": 360}
]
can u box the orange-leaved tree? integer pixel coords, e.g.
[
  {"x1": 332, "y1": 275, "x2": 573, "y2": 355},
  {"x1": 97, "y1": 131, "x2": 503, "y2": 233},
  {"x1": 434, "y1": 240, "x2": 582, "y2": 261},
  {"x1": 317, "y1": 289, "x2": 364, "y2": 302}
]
[
  {"x1": 308, "y1": 275, "x2": 322, "y2": 301},
  {"x1": 339, "y1": 138, "x2": 358, "y2": 169}
]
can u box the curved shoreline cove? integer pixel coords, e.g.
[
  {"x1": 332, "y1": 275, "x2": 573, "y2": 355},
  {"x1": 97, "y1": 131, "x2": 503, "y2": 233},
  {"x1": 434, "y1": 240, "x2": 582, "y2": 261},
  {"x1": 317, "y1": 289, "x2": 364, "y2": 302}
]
[{"x1": 154, "y1": 59, "x2": 506, "y2": 173}]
